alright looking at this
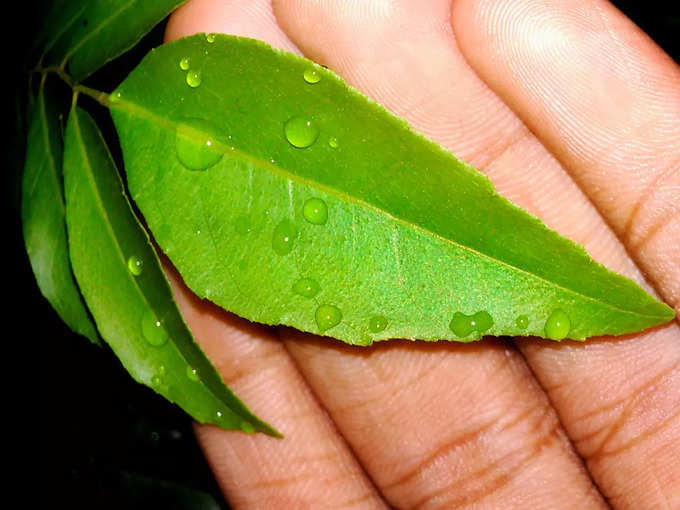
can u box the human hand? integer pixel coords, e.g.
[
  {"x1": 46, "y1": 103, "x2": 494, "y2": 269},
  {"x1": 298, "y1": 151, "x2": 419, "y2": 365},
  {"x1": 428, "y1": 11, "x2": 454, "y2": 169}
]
[{"x1": 163, "y1": 1, "x2": 680, "y2": 508}]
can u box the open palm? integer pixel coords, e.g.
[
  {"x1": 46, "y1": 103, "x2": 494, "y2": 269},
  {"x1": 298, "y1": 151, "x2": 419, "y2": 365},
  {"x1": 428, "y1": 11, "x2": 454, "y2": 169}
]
[{"x1": 164, "y1": 1, "x2": 680, "y2": 508}]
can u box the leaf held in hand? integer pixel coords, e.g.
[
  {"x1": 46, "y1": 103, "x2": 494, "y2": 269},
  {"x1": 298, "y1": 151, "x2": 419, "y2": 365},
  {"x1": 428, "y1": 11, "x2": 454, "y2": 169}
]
[
  {"x1": 63, "y1": 105, "x2": 278, "y2": 435},
  {"x1": 110, "y1": 34, "x2": 674, "y2": 345}
]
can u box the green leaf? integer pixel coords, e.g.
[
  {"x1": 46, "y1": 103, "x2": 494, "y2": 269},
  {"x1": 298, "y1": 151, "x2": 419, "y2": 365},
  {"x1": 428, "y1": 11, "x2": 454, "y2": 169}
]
[
  {"x1": 63, "y1": 105, "x2": 278, "y2": 435},
  {"x1": 110, "y1": 34, "x2": 674, "y2": 345},
  {"x1": 40, "y1": 0, "x2": 186, "y2": 81},
  {"x1": 21, "y1": 78, "x2": 98, "y2": 344}
]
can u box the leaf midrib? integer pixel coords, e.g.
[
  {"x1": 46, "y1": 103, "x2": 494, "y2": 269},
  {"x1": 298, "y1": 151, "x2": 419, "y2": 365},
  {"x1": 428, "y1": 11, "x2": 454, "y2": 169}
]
[{"x1": 113, "y1": 98, "x2": 669, "y2": 321}]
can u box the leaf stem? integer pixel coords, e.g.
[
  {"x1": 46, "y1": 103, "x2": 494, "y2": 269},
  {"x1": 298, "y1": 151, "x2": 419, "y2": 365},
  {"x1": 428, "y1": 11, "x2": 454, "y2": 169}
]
[{"x1": 32, "y1": 65, "x2": 110, "y2": 107}]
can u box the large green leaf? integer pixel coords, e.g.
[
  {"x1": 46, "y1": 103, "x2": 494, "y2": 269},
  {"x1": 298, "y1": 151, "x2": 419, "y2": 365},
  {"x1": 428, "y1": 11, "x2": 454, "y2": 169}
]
[
  {"x1": 21, "y1": 78, "x2": 98, "y2": 344},
  {"x1": 40, "y1": 0, "x2": 186, "y2": 81},
  {"x1": 63, "y1": 105, "x2": 278, "y2": 435},
  {"x1": 110, "y1": 34, "x2": 674, "y2": 345}
]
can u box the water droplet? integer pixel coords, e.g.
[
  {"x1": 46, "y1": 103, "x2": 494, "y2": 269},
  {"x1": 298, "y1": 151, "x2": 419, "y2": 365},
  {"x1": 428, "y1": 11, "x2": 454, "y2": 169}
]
[
  {"x1": 316, "y1": 304, "x2": 342, "y2": 332},
  {"x1": 284, "y1": 116, "x2": 319, "y2": 148},
  {"x1": 179, "y1": 57, "x2": 190, "y2": 70},
  {"x1": 186, "y1": 366, "x2": 199, "y2": 381},
  {"x1": 158, "y1": 365, "x2": 166, "y2": 376},
  {"x1": 186, "y1": 70, "x2": 201, "y2": 88},
  {"x1": 175, "y1": 118, "x2": 223, "y2": 171},
  {"x1": 449, "y1": 311, "x2": 494, "y2": 338},
  {"x1": 544, "y1": 309, "x2": 571, "y2": 340},
  {"x1": 234, "y1": 215, "x2": 251, "y2": 235},
  {"x1": 368, "y1": 315, "x2": 389, "y2": 333},
  {"x1": 206, "y1": 33, "x2": 215, "y2": 43},
  {"x1": 272, "y1": 220, "x2": 296, "y2": 256},
  {"x1": 110, "y1": 91, "x2": 122, "y2": 103},
  {"x1": 216, "y1": 411, "x2": 223, "y2": 418},
  {"x1": 127, "y1": 255, "x2": 143, "y2": 276},
  {"x1": 303, "y1": 68, "x2": 321, "y2": 84},
  {"x1": 142, "y1": 310, "x2": 168, "y2": 347},
  {"x1": 302, "y1": 197, "x2": 328, "y2": 225},
  {"x1": 516, "y1": 314, "x2": 529, "y2": 330},
  {"x1": 328, "y1": 137, "x2": 339, "y2": 149},
  {"x1": 292, "y1": 277, "x2": 320, "y2": 298},
  {"x1": 240, "y1": 421, "x2": 255, "y2": 434},
  {"x1": 151, "y1": 375, "x2": 161, "y2": 388}
]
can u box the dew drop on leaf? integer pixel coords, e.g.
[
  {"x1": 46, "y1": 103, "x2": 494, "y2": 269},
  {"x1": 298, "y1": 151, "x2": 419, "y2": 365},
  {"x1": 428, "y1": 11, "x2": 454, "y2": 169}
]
[
  {"x1": 272, "y1": 220, "x2": 296, "y2": 256},
  {"x1": 240, "y1": 421, "x2": 255, "y2": 434},
  {"x1": 368, "y1": 315, "x2": 389, "y2": 333},
  {"x1": 515, "y1": 314, "x2": 529, "y2": 329},
  {"x1": 544, "y1": 309, "x2": 571, "y2": 340},
  {"x1": 316, "y1": 304, "x2": 342, "y2": 332},
  {"x1": 186, "y1": 70, "x2": 201, "y2": 88},
  {"x1": 292, "y1": 277, "x2": 320, "y2": 298},
  {"x1": 303, "y1": 68, "x2": 320, "y2": 84},
  {"x1": 206, "y1": 33, "x2": 215, "y2": 43},
  {"x1": 284, "y1": 116, "x2": 319, "y2": 148},
  {"x1": 328, "y1": 137, "x2": 339, "y2": 149},
  {"x1": 186, "y1": 366, "x2": 199, "y2": 381},
  {"x1": 127, "y1": 255, "x2": 143, "y2": 276},
  {"x1": 175, "y1": 119, "x2": 223, "y2": 171},
  {"x1": 142, "y1": 309, "x2": 169, "y2": 346},
  {"x1": 449, "y1": 311, "x2": 493, "y2": 338},
  {"x1": 151, "y1": 374, "x2": 161, "y2": 387},
  {"x1": 179, "y1": 57, "x2": 190, "y2": 70},
  {"x1": 302, "y1": 197, "x2": 328, "y2": 225}
]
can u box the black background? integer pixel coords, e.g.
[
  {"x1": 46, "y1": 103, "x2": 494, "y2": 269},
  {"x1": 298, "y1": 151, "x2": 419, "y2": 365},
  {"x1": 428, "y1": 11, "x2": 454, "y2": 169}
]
[{"x1": 9, "y1": 2, "x2": 677, "y2": 509}]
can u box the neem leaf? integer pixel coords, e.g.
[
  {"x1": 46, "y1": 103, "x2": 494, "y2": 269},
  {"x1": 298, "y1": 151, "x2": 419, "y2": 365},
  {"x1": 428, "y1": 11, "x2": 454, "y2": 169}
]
[
  {"x1": 63, "y1": 105, "x2": 278, "y2": 435},
  {"x1": 21, "y1": 77, "x2": 98, "y2": 344},
  {"x1": 110, "y1": 34, "x2": 674, "y2": 345},
  {"x1": 41, "y1": 0, "x2": 186, "y2": 81}
]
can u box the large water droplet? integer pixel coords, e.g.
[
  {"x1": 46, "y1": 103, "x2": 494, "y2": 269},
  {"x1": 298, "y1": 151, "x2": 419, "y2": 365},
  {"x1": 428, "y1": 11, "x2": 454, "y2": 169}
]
[
  {"x1": 284, "y1": 116, "x2": 319, "y2": 148},
  {"x1": 292, "y1": 277, "x2": 320, "y2": 298},
  {"x1": 186, "y1": 70, "x2": 201, "y2": 88},
  {"x1": 515, "y1": 314, "x2": 529, "y2": 330},
  {"x1": 272, "y1": 220, "x2": 296, "y2": 256},
  {"x1": 186, "y1": 366, "x2": 199, "y2": 381},
  {"x1": 175, "y1": 118, "x2": 223, "y2": 171},
  {"x1": 303, "y1": 68, "x2": 321, "y2": 84},
  {"x1": 544, "y1": 309, "x2": 571, "y2": 340},
  {"x1": 302, "y1": 197, "x2": 328, "y2": 225},
  {"x1": 316, "y1": 304, "x2": 342, "y2": 332},
  {"x1": 368, "y1": 315, "x2": 389, "y2": 333},
  {"x1": 142, "y1": 309, "x2": 169, "y2": 346},
  {"x1": 449, "y1": 311, "x2": 493, "y2": 338},
  {"x1": 240, "y1": 421, "x2": 255, "y2": 434},
  {"x1": 127, "y1": 255, "x2": 143, "y2": 276},
  {"x1": 179, "y1": 57, "x2": 191, "y2": 70}
]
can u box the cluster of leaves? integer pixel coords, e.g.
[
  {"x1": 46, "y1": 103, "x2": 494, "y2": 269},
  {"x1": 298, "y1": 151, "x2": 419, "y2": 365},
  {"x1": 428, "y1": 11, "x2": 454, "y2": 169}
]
[{"x1": 22, "y1": 1, "x2": 673, "y2": 434}]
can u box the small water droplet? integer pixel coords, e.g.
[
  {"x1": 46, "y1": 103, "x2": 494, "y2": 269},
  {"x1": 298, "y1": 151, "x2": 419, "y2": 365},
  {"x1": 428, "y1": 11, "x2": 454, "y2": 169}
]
[
  {"x1": 179, "y1": 57, "x2": 191, "y2": 70},
  {"x1": 316, "y1": 304, "x2": 342, "y2": 332},
  {"x1": 186, "y1": 70, "x2": 201, "y2": 88},
  {"x1": 272, "y1": 220, "x2": 296, "y2": 256},
  {"x1": 240, "y1": 421, "x2": 255, "y2": 434},
  {"x1": 151, "y1": 375, "x2": 161, "y2": 388},
  {"x1": 544, "y1": 309, "x2": 571, "y2": 340},
  {"x1": 110, "y1": 91, "x2": 122, "y2": 103},
  {"x1": 449, "y1": 311, "x2": 493, "y2": 338},
  {"x1": 186, "y1": 366, "x2": 199, "y2": 381},
  {"x1": 216, "y1": 411, "x2": 222, "y2": 418},
  {"x1": 127, "y1": 255, "x2": 143, "y2": 276},
  {"x1": 303, "y1": 68, "x2": 321, "y2": 84},
  {"x1": 292, "y1": 277, "x2": 320, "y2": 298},
  {"x1": 234, "y1": 215, "x2": 251, "y2": 235},
  {"x1": 142, "y1": 310, "x2": 168, "y2": 347},
  {"x1": 175, "y1": 118, "x2": 223, "y2": 171},
  {"x1": 302, "y1": 197, "x2": 328, "y2": 225},
  {"x1": 328, "y1": 137, "x2": 339, "y2": 149},
  {"x1": 206, "y1": 33, "x2": 215, "y2": 43},
  {"x1": 368, "y1": 315, "x2": 389, "y2": 333},
  {"x1": 284, "y1": 116, "x2": 319, "y2": 149},
  {"x1": 158, "y1": 365, "x2": 166, "y2": 376},
  {"x1": 516, "y1": 314, "x2": 529, "y2": 330}
]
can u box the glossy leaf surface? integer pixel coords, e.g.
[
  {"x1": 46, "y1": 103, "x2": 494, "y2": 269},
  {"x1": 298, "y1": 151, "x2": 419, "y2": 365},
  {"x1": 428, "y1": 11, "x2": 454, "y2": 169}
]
[
  {"x1": 111, "y1": 34, "x2": 674, "y2": 345},
  {"x1": 63, "y1": 105, "x2": 278, "y2": 435},
  {"x1": 40, "y1": 0, "x2": 185, "y2": 81},
  {"x1": 21, "y1": 79, "x2": 98, "y2": 344}
]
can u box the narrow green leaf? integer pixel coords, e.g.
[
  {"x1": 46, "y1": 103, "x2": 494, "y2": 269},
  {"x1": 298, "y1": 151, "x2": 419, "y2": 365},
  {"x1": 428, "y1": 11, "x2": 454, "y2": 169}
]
[
  {"x1": 41, "y1": 0, "x2": 186, "y2": 81},
  {"x1": 21, "y1": 78, "x2": 98, "y2": 344},
  {"x1": 110, "y1": 34, "x2": 674, "y2": 345},
  {"x1": 63, "y1": 105, "x2": 278, "y2": 435}
]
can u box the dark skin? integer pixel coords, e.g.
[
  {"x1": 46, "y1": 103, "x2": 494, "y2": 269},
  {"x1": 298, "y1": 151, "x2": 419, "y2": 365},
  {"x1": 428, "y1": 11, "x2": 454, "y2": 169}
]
[{"x1": 165, "y1": 0, "x2": 680, "y2": 508}]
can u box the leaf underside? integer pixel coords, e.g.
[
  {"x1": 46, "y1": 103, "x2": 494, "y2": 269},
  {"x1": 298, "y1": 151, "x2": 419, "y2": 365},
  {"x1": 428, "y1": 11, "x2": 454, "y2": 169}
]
[
  {"x1": 110, "y1": 34, "x2": 673, "y2": 345},
  {"x1": 63, "y1": 106, "x2": 278, "y2": 435}
]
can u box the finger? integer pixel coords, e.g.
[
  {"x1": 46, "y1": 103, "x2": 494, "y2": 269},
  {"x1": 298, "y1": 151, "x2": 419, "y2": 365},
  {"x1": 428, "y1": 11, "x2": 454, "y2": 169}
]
[
  {"x1": 165, "y1": 2, "x2": 387, "y2": 507},
  {"x1": 273, "y1": 1, "x2": 607, "y2": 507},
  {"x1": 451, "y1": 1, "x2": 680, "y2": 507},
  {"x1": 452, "y1": 0, "x2": 680, "y2": 315}
]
